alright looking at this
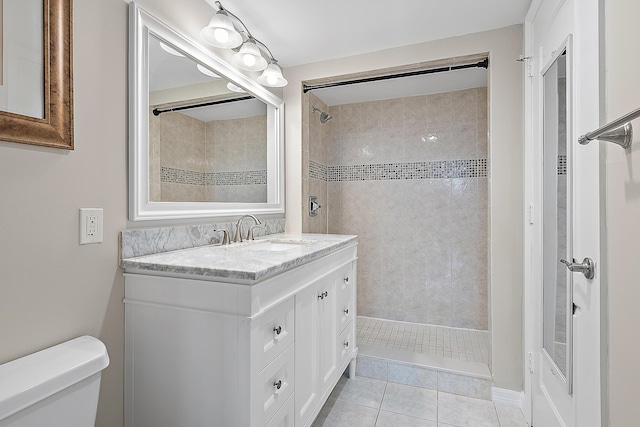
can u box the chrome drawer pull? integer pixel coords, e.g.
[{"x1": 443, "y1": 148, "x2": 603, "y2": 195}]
[
  {"x1": 344, "y1": 308, "x2": 349, "y2": 315},
  {"x1": 274, "y1": 380, "x2": 282, "y2": 390},
  {"x1": 273, "y1": 326, "x2": 282, "y2": 335},
  {"x1": 344, "y1": 276, "x2": 349, "y2": 283},
  {"x1": 344, "y1": 341, "x2": 349, "y2": 348}
]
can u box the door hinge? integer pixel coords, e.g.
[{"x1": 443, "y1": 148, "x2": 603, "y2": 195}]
[
  {"x1": 528, "y1": 351, "x2": 534, "y2": 374},
  {"x1": 517, "y1": 55, "x2": 533, "y2": 78}
]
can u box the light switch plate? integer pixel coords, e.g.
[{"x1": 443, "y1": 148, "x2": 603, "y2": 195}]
[{"x1": 79, "y1": 208, "x2": 103, "y2": 244}]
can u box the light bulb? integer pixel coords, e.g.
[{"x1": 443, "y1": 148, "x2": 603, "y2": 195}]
[
  {"x1": 257, "y1": 62, "x2": 288, "y2": 87},
  {"x1": 214, "y1": 28, "x2": 229, "y2": 43},
  {"x1": 243, "y1": 54, "x2": 256, "y2": 67},
  {"x1": 232, "y1": 40, "x2": 267, "y2": 71}
]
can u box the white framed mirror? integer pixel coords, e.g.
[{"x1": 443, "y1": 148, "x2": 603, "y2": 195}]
[
  {"x1": 541, "y1": 36, "x2": 573, "y2": 393},
  {"x1": 129, "y1": 2, "x2": 285, "y2": 221}
]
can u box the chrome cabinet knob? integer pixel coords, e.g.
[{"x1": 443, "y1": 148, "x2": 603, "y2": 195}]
[
  {"x1": 344, "y1": 308, "x2": 349, "y2": 315},
  {"x1": 344, "y1": 341, "x2": 349, "y2": 348},
  {"x1": 344, "y1": 277, "x2": 349, "y2": 283},
  {"x1": 274, "y1": 380, "x2": 282, "y2": 390},
  {"x1": 273, "y1": 326, "x2": 282, "y2": 335}
]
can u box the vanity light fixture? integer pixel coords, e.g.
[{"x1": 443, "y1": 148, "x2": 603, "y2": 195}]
[
  {"x1": 226, "y1": 82, "x2": 246, "y2": 93},
  {"x1": 201, "y1": 1, "x2": 288, "y2": 87},
  {"x1": 196, "y1": 63, "x2": 220, "y2": 78},
  {"x1": 232, "y1": 38, "x2": 268, "y2": 71},
  {"x1": 200, "y1": 10, "x2": 242, "y2": 48},
  {"x1": 159, "y1": 42, "x2": 185, "y2": 57},
  {"x1": 257, "y1": 61, "x2": 288, "y2": 88}
]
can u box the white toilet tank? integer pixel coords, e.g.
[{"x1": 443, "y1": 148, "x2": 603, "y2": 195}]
[{"x1": 0, "y1": 336, "x2": 109, "y2": 427}]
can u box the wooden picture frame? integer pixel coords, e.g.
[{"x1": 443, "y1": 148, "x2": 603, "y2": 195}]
[{"x1": 0, "y1": 0, "x2": 73, "y2": 150}]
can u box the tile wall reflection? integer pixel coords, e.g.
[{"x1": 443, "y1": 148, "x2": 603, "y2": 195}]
[{"x1": 149, "y1": 111, "x2": 267, "y2": 203}]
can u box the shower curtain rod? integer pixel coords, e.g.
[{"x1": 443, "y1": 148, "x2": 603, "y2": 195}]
[
  {"x1": 302, "y1": 58, "x2": 489, "y2": 93},
  {"x1": 152, "y1": 95, "x2": 255, "y2": 116}
]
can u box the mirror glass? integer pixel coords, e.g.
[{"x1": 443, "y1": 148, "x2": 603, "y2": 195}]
[
  {"x1": 542, "y1": 43, "x2": 572, "y2": 390},
  {"x1": 0, "y1": 0, "x2": 45, "y2": 118},
  {"x1": 129, "y1": 3, "x2": 284, "y2": 221},
  {"x1": 148, "y1": 34, "x2": 268, "y2": 204}
]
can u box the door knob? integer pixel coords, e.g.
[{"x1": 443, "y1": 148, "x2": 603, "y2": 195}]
[{"x1": 560, "y1": 257, "x2": 595, "y2": 279}]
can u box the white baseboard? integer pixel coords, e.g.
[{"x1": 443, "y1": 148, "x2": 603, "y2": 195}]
[{"x1": 492, "y1": 387, "x2": 524, "y2": 408}]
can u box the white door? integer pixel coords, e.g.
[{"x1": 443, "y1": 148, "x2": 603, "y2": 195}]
[{"x1": 525, "y1": 0, "x2": 602, "y2": 426}]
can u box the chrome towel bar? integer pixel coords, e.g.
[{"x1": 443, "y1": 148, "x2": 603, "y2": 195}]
[{"x1": 578, "y1": 107, "x2": 640, "y2": 149}]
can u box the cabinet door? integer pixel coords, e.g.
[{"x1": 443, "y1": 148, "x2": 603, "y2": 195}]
[
  {"x1": 294, "y1": 272, "x2": 337, "y2": 427},
  {"x1": 294, "y1": 280, "x2": 321, "y2": 427},
  {"x1": 317, "y1": 277, "x2": 337, "y2": 395}
]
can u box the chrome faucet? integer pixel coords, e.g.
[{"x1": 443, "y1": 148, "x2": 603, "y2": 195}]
[
  {"x1": 233, "y1": 214, "x2": 262, "y2": 243},
  {"x1": 213, "y1": 229, "x2": 231, "y2": 245}
]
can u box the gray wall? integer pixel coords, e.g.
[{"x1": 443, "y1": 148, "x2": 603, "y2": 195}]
[
  {"x1": 604, "y1": 0, "x2": 640, "y2": 423},
  {"x1": 0, "y1": 1, "x2": 128, "y2": 426}
]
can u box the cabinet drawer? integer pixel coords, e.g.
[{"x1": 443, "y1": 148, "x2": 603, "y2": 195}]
[
  {"x1": 258, "y1": 345, "x2": 294, "y2": 426},
  {"x1": 337, "y1": 296, "x2": 354, "y2": 334},
  {"x1": 253, "y1": 297, "x2": 295, "y2": 371},
  {"x1": 264, "y1": 394, "x2": 294, "y2": 427},
  {"x1": 337, "y1": 322, "x2": 354, "y2": 370},
  {"x1": 335, "y1": 264, "x2": 354, "y2": 332},
  {"x1": 335, "y1": 264, "x2": 354, "y2": 306}
]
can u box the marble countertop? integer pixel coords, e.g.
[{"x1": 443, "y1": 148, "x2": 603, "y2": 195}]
[{"x1": 121, "y1": 233, "x2": 357, "y2": 283}]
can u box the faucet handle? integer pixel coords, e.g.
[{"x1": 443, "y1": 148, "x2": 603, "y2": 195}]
[
  {"x1": 247, "y1": 224, "x2": 263, "y2": 241},
  {"x1": 213, "y1": 229, "x2": 231, "y2": 245}
]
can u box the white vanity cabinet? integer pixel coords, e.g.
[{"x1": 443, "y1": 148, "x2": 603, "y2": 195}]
[
  {"x1": 123, "y1": 239, "x2": 357, "y2": 427},
  {"x1": 294, "y1": 262, "x2": 356, "y2": 427}
]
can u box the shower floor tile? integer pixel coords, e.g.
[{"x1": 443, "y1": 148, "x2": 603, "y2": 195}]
[{"x1": 356, "y1": 316, "x2": 491, "y2": 364}]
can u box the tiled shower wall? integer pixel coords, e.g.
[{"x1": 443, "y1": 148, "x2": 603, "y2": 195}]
[
  {"x1": 149, "y1": 111, "x2": 267, "y2": 203},
  {"x1": 302, "y1": 92, "x2": 330, "y2": 233},
  {"x1": 306, "y1": 87, "x2": 489, "y2": 330}
]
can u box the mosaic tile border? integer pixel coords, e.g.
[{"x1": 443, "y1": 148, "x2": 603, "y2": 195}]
[
  {"x1": 320, "y1": 159, "x2": 488, "y2": 182},
  {"x1": 161, "y1": 166, "x2": 267, "y2": 186},
  {"x1": 309, "y1": 160, "x2": 328, "y2": 181}
]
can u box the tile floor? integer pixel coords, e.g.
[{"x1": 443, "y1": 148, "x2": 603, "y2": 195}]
[
  {"x1": 312, "y1": 375, "x2": 527, "y2": 427},
  {"x1": 357, "y1": 317, "x2": 491, "y2": 364}
]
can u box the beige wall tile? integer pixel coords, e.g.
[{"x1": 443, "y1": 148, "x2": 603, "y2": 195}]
[{"x1": 317, "y1": 87, "x2": 489, "y2": 329}]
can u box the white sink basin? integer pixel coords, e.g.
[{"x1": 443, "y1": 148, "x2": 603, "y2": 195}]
[{"x1": 249, "y1": 239, "x2": 314, "y2": 252}]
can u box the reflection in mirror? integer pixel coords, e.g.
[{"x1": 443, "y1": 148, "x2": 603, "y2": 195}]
[
  {"x1": 0, "y1": 0, "x2": 44, "y2": 118},
  {"x1": 148, "y1": 35, "x2": 268, "y2": 203},
  {"x1": 542, "y1": 42, "x2": 572, "y2": 390},
  {"x1": 129, "y1": 3, "x2": 284, "y2": 221}
]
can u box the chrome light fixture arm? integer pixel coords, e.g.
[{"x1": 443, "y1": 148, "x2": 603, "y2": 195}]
[{"x1": 214, "y1": 1, "x2": 276, "y2": 62}]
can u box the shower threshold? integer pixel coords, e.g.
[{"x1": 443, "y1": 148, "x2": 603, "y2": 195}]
[{"x1": 354, "y1": 316, "x2": 493, "y2": 400}]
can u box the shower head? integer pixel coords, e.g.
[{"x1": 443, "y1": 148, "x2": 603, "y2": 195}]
[
  {"x1": 311, "y1": 106, "x2": 333, "y2": 124},
  {"x1": 320, "y1": 112, "x2": 333, "y2": 123}
]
